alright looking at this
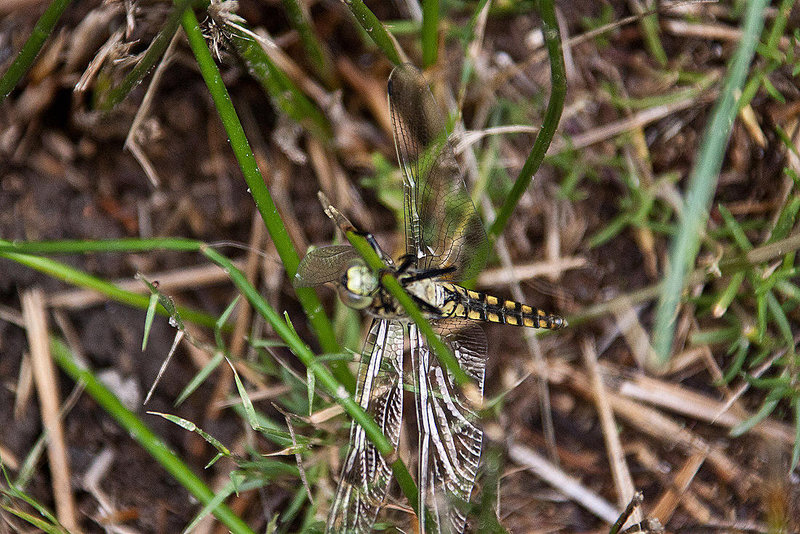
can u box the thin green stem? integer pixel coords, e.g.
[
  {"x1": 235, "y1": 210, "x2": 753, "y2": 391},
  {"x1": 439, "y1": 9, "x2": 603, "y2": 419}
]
[
  {"x1": 179, "y1": 8, "x2": 349, "y2": 388},
  {"x1": 651, "y1": 0, "x2": 769, "y2": 368},
  {"x1": 224, "y1": 22, "x2": 332, "y2": 141},
  {"x1": 0, "y1": 0, "x2": 73, "y2": 101},
  {"x1": 51, "y1": 338, "x2": 256, "y2": 534},
  {"x1": 342, "y1": 0, "x2": 403, "y2": 65},
  {"x1": 0, "y1": 240, "x2": 219, "y2": 329},
  {"x1": 637, "y1": 4, "x2": 667, "y2": 67},
  {"x1": 0, "y1": 237, "x2": 200, "y2": 254},
  {"x1": 421, "y1": 0, "x2": 439, "y2": 68},
  {"x1": 280, "y1": 0, "x2": 336, "y2": 87},
  {"x1": 487, "y1": 0, "x2": 565, "y2": 239}
]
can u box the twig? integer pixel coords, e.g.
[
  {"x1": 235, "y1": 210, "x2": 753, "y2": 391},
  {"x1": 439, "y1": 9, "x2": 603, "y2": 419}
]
[{"x1": 552, "y1": 89, "x2": 718, "y2": 153}]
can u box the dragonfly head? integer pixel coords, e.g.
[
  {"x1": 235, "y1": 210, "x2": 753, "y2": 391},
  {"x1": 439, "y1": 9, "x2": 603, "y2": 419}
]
[{"x1": 338, "y1": 260, "x2": 378, "y2": 310}]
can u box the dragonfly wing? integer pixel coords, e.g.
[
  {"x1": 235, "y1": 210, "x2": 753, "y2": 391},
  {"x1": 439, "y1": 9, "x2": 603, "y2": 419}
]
[
  {"x1": 294, "y1": 245, "x2": 359, "y2": 287},
  {"x1": 326, "y1": 319, "x2": 405, "y2": 533},
  {"x1": 388, "y1": 64, "x2": 489, "y2": 281},
  {"x1": 410, "y1": 319, "x2": 487, "y2": 533}
]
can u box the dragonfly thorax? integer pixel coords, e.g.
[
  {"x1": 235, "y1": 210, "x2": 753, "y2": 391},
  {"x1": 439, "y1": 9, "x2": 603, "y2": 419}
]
[{"x1": 370, "y1": 274, "x2": 449, "y2": 320}]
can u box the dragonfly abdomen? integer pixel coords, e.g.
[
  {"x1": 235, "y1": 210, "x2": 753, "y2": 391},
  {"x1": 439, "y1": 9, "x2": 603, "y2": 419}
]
[{"x1": 442, "y1": 284, "x2": 566, "y2": 330}]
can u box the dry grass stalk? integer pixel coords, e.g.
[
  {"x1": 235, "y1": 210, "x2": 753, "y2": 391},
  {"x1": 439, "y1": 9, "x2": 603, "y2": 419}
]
[
  {"x1": 562, "y1": 362, "x2": 758, "y2": 495},
  {"x1": 650, "y1": 451, "x2": 707, "y2": 526},
  {"x1": 581, "y1": 337, "x2": 638, "y2": 516},
  {"x1": 507, "y1": 438, "x2": 620, "y2": 524},
  {"x1": 618, "y1": 373, "x2": 795, "y2": 444},
  {"x1": 22, "y1": 288, "x2": 81, "y2": 532}
]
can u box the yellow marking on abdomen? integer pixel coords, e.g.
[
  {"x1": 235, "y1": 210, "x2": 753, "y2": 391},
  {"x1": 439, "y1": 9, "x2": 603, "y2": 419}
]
[
  {"x1": 447, "y1": 284, "x2": 566, "y2": 330},
  {"x1": 439, "y1": 300, "x2": 456, "y2": 315}
]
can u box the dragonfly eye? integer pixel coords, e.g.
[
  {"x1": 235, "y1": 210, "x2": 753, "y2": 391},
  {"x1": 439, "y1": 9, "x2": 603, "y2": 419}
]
[
  {"x1": 337, "y1": 287, "x2": 373, "y2": 310},
  {"x1": 337, "y1": 263, "x2": 378, "y2": 310}
]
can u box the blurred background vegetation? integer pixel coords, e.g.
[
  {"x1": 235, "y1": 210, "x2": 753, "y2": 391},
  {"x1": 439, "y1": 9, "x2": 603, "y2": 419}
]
[{"x1": 1, "y1": 0, "x2": 799, "y2": 532}]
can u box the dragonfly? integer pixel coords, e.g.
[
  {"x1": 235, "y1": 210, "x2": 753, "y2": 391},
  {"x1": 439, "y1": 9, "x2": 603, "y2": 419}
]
[{"x1": 295, "y1": 64, "x2": 566, "y2": 533}]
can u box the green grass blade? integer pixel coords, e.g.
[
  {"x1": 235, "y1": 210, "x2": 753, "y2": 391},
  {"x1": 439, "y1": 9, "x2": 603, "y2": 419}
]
[
  {"x1": 148, "y1": 412, "x2": 232, "y2": 456},
  {"x1": 651, "y1": 0, "x2": 769, "y2": 368},
  {"x1": 637, "y1": 4, "x2": 667, "y2": 67},
  {"x1": 142, "y1": 292, "x2": 159, "y2": 350},
  {"x1": 0, "y1": 249, "x2": 218, "y2": 329},
  {"x1": 421, "y1": 0, "x2": 440, "y2": 68},
  {"x1": 0, "y1": 237, "x2": 201, "y2": 254},
  {"x1": 718, "y1": 204, "x2": 754, "y2": 252},
  {"x1": 765, "y1": 290, "x2": 795, "y2": 358},
  {"x1": 216, "y1": 296, "x2": 241, "y2": 349},
  {"x1": 730, "y1": 387, "x2": 782, "y2": 437},
  {"x1": 768, "y1": 194, "x2": 800, "y2": 243},
  {"x1": 230, "y1": 359, "x2": 260, "y2": 430},
  {"x1": 792, "y1": 396, "x2": 800, "y2": 471},
  {"x1": 176, "y1": 350, "x2": 225, "y2": 406},
  {"x1": 0, "y1": 0, "x2": 73, "y2": 101},
  {"x1": 712, "y1": 271, "x2": 745, "y2": 318},
  {"x1": 50, "y1": 338, "x2": 256, "y2": 534},
  {"x1": 223, "y1": 21, "x2": 333, "y2": 141},
  {"x1": 178, "y1": 8, "x2": 348, "y2": 387},
  {"x1": 1, "y1": 466, "x2": 67, "y2": 533},
  {"x1": 720, "y1": 337, "x2": 749, "y2": 383},
  {"x1": 488, "y1": 0, "x2": 565, "y2": 240},
  {"x1": 0, "y1": 507, "x2": 66, "y2": 534},
  {"x1": 342, "y1": 0, "x2": 402, "y2": 65},
  {"x1": 280, "y1": 0, "x2": 336, "y2": 87}
]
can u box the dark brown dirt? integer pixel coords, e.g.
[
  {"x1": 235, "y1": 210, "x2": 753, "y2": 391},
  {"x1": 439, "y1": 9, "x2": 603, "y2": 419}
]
[{"x1": 1, "y1": 0, "x2": 798, "y2": 533}]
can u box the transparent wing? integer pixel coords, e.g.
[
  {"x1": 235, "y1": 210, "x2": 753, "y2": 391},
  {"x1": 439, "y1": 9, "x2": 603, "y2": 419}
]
[
  {"x1": 409, "y1": 319, "x2": 487, "y2": 534},
  {"x1": 388, "y1": 64, "x2": 489, "y2": 281},
  {"x1": 294, "y1": 245, "x2": 359, "y2": 287},
  {"x1": 326, "y1": 319, "x2": 405, "y2": 533}
]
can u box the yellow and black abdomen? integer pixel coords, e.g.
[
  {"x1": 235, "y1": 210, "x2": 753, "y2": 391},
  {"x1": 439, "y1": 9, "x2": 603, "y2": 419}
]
[{"x1": 442, "y1": 283, "x2": 566, "y2": 330}]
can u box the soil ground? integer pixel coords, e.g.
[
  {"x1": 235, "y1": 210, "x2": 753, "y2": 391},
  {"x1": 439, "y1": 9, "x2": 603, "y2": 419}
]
[{"x1": 1, "y1": 1, "x2": 799, "y2": 533}]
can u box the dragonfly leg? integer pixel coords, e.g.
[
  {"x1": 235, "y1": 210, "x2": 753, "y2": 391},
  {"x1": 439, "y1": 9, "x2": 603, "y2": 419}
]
[
  {"x1": 400, "y1": 265, "x2": 457, "y2": 283},
  {"x1": 395, "y1": 253, "x2": 417, "y2": 273},
  {"x1": 408, "y1": 292, "x2": 444, "y2": 316}
]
